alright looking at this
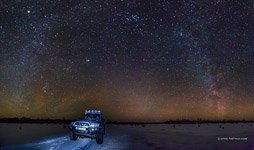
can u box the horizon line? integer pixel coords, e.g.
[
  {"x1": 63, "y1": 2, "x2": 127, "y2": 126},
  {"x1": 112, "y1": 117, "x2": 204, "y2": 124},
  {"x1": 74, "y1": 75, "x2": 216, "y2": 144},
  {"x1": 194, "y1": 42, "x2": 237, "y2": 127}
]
[{"x1": 1, "y1": 117, "x2": 254, "y2": 124}]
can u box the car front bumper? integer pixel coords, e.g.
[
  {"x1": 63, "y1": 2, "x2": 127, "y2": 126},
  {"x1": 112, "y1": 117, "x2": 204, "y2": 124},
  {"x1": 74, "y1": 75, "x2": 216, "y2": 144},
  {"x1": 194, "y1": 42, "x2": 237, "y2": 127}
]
[{"x1": 69, "y1": 126, "x2": 100, "y2": 138}]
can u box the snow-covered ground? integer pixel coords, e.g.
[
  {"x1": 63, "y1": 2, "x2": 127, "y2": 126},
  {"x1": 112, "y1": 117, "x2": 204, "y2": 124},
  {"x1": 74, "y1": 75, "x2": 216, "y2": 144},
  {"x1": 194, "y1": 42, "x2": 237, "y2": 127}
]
[{"x1": 1, "y1": 123, "x2": 254, "y2": 150}]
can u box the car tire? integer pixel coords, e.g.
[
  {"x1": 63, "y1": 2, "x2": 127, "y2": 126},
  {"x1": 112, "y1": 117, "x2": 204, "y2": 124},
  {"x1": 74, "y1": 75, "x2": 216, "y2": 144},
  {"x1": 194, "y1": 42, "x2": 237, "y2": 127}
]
[
  {"x1": 72, "y1": 132, "x2": 78, "y2": 141},
  {"x1": 96, "y1": 131, "x2": 103, "y2": 144}
]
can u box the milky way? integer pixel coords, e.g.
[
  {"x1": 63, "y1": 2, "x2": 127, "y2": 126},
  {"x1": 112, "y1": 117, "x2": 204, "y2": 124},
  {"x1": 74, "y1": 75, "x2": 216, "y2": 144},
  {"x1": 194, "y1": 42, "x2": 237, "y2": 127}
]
[{"x1": 0, "y1": 0, "x2": 254, "y2": 121}]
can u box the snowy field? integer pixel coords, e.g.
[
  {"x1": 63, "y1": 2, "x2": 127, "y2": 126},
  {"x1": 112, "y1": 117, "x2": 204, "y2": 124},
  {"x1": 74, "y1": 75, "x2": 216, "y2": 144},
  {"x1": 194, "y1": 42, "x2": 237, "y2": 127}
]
[{"x1": 1, "y1": 123, "x2": 254, "y2": 150}]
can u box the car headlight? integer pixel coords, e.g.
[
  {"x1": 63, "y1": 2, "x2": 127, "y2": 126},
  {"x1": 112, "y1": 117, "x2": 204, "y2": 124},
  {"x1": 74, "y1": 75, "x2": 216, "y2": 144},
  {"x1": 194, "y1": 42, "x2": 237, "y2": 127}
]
[
  {"x1": 90, "y1": 123, "x2": 99, "y2": 128},
  {"x1": 70, "y1": 122, "x2": 77, "y2": 127}
]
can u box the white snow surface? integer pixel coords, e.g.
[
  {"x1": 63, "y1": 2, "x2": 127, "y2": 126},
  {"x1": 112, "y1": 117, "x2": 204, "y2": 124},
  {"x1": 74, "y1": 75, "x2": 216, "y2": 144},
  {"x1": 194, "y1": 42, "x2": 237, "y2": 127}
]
[{"x1": 1, "y1": 123, "x2": 254, "y2": 150}]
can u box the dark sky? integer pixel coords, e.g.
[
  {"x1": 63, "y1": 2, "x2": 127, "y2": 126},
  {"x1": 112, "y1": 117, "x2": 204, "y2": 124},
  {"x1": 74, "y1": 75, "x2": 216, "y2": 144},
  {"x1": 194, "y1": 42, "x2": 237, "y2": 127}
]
[{"x1": 0, "y1": 0, "x2": 254, "y2": 121}]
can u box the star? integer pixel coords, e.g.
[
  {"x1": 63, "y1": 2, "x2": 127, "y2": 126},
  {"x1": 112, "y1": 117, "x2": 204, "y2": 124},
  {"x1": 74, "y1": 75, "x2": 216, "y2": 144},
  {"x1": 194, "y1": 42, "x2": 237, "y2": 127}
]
[{"x1": 85, "y1": 58, "x2": 91, "y2": 63}]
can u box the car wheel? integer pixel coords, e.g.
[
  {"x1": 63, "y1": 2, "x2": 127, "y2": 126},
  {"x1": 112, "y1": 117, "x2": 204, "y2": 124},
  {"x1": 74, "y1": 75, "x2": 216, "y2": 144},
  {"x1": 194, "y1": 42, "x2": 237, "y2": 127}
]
[
  {"x1": 96, "y1": 131, "x2": 103, "y2": 144},
  {"x1": 72, "y1": 132, "x2": 78, "y2": 141}
]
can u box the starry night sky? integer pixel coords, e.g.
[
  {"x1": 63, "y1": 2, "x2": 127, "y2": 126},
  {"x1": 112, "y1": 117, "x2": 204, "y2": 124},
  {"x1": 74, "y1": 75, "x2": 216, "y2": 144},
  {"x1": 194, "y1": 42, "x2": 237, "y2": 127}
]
[{"x1": 0, "y1": 0, "x2": 254, "y2": 121}]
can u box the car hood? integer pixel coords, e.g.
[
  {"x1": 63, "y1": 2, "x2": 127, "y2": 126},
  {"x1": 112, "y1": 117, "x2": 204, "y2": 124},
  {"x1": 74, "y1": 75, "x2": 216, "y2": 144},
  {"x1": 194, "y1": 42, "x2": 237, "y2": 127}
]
[{"x1": 74, "y1": 119, "x2": 99, "y2": 124}]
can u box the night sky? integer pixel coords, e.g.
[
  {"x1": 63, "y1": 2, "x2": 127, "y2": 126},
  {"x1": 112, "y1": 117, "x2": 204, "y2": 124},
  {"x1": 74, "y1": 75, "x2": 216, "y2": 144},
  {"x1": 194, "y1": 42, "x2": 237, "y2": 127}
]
[{"x1": 0, "y1": 0, "x2": 254, "y2": 121}]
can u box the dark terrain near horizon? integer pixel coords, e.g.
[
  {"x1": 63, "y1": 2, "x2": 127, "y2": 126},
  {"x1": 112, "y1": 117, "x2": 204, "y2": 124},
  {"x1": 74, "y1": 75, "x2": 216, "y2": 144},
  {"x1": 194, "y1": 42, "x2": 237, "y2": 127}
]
[{"x1": 1, "y1": 118, "x2": 254, "y2": 124}]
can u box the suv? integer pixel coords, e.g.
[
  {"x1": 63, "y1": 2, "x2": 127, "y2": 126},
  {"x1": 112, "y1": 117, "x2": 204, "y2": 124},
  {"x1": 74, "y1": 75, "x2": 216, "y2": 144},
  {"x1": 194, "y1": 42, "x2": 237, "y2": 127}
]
[{"x1": 69, "y1": 110, "x2": 105, "y2": 144}]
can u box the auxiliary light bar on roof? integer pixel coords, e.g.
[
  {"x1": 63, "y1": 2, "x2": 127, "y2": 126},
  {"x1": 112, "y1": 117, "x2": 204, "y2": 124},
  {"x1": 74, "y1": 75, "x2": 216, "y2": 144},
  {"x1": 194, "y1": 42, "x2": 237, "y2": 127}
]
[{"x1": 85, "y1": 110, "x2": 101, "y2": 114}]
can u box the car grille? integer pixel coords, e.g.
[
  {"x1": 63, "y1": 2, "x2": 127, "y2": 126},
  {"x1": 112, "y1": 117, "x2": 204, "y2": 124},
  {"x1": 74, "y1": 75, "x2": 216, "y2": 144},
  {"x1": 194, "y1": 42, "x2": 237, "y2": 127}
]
[{"x1": 74, "y1": 122, "x2": 89, "y2": 127}]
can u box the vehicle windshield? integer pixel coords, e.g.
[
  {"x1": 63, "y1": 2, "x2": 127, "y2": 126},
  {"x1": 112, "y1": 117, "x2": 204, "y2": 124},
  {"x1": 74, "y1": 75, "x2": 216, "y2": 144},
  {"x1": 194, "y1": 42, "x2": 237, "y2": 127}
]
[{"x1": 84, "y1": 114, "x2": 100, "y2": 120}]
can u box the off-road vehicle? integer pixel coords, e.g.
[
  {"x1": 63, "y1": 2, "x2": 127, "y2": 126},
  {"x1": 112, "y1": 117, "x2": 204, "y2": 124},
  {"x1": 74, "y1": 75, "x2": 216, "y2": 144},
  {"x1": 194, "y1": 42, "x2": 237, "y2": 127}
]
[{"x1": 69, "y1": 110, "x2": 105, "y2": 144}]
